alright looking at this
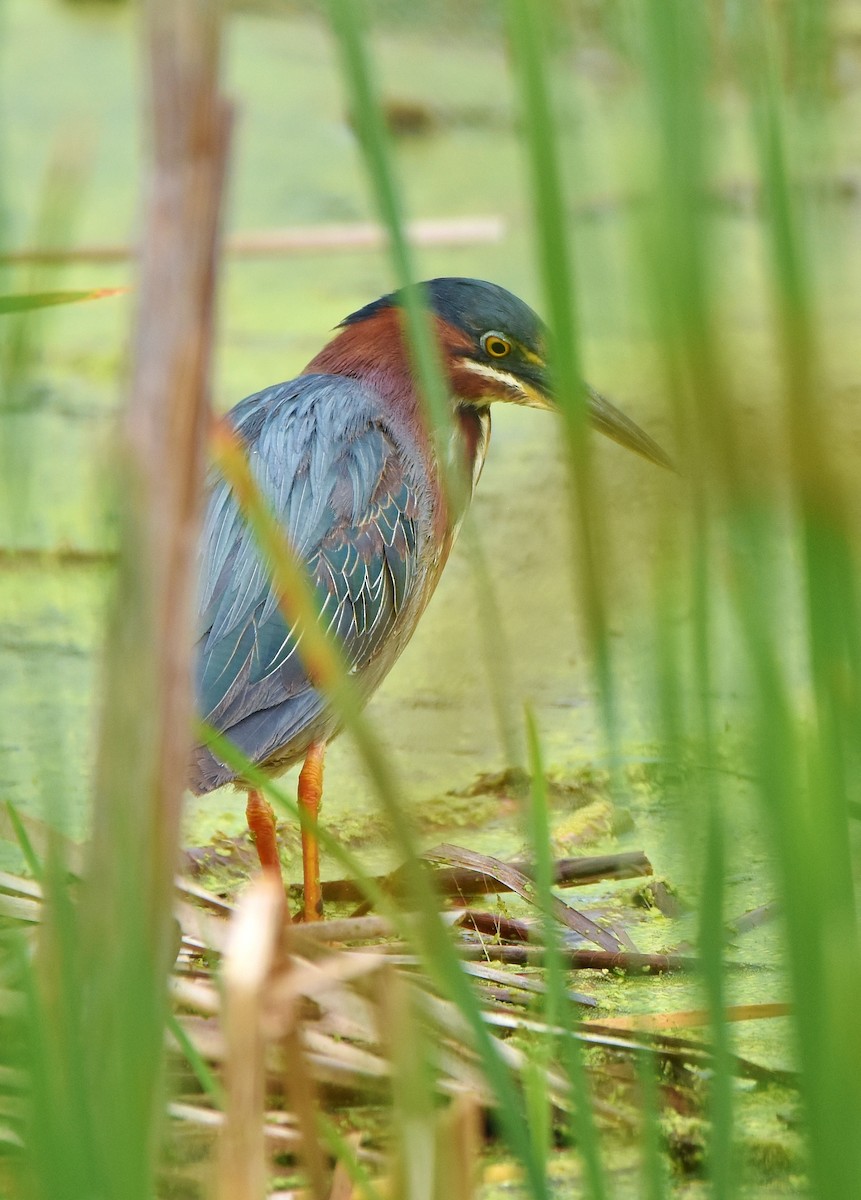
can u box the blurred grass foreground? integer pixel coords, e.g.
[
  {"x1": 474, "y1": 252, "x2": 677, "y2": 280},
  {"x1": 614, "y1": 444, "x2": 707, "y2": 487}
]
[{"x1": 3, "y1": 0, "x2": 861, "y2": 1197}]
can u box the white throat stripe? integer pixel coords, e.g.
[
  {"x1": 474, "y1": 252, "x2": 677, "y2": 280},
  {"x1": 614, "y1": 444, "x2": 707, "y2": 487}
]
[{"x1": 457, "y1": 358, "x2": 528, "y2": 402}]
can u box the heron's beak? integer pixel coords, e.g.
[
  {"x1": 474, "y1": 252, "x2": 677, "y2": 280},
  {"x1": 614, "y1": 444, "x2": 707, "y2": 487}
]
[
  {"x1": 523, "y1": 364, "x2": 674, "y2": 471},
  {"x1": 473, "y1": 352, "x2": 674, "y2": 471},
  {"x1": 585, "y1": 386, "x2": 675, "y2": 471}
]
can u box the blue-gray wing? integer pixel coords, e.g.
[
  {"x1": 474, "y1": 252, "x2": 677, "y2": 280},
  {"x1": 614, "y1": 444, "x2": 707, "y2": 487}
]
[{"x1": 191, "y1": 375, "x2": 424, "y2": 792}]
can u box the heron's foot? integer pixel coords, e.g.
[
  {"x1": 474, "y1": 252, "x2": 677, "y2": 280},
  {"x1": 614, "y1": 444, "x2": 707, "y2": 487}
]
[
  {"x1": 298, "y1": 741, "x2": 326, "y2": 922},
  {"x1": 245, "y1": 788, "x2": 284, "y2": 884}
]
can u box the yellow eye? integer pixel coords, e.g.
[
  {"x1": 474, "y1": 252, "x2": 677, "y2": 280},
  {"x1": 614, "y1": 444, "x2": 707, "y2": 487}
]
[{"x1": 482, "y1": 332, "x2": 511, "y2": 359}]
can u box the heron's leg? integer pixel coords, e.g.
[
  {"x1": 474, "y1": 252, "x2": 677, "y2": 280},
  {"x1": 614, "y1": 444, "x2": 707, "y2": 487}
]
[
  {"x1": 297, "y1": 740, "x2": 326, "y2": 922},
  {"x1": 245, "y1": 788, "x2": 282, "y2": 879}
]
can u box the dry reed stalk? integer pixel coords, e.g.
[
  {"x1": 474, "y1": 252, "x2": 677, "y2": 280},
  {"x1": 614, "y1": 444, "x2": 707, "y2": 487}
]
[
  {"x1": 217, "y1": 873, "x2": 286, "y2": 1200},
  {"x1": 82, "y1": 0, "x2": 232, "y2": 972},
  {"x1": 11, "y1": 9, "x2": 236, "y2": 1197},
  {"x1": 29, "y1": 8, "x2": 235, "y2": 1193},
  {"x1": 122, "y1": 0, "x2": 233, "y2": 900},
  {"x1": 327, "y1": 1133, "x2": 362, "y2": 1200},
  {"x1": 277, "y1": 964, "x2": 330, "y2": 1200},
  {"x1": 434, "y1": 1093, "x2": 481, "y2": 1200}
]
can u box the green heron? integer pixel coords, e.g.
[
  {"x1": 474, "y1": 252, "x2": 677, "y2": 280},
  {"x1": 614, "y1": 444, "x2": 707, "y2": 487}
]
[{"x1": 190, "y1": 277, "x2": 669, "y2": 920}]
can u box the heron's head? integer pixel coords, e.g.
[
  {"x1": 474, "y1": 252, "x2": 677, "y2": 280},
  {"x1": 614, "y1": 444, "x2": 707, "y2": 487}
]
[{"x1": 345, "y1": 277, "x2": 672, "y2": 469}]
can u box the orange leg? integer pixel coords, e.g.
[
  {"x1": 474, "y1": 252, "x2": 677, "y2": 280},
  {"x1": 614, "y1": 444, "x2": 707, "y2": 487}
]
[
  {"x1": 245, "y1": 788, "x2": 283, "y2": 881},
  {"x1": 297, "y1": 740, "x2": 326, "y2": 922}
]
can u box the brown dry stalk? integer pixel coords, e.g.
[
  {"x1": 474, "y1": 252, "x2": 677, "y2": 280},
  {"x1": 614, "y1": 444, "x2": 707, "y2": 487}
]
[
  {"x1": 84, "y1": 0, "x2": 232, "y2": 973},
  {"x1": 49, "y1": 8, "x2": 235, "y2": 1194},
  {"x1": 124, "y1": 0, "x2": 233, "y2": 882},
  {"x1": 434, "y1": 1093, "x2": 482, "y2": 1200},
  {"x1": 217, "y1": 874, "x2": 286, "y2": 1200},
  {"x1": 327, "y1": 1132, "x2": 363, "y2": 1200},
  {"x1": 275, "y1": 945, "x2": 335, "y2": 1200}
]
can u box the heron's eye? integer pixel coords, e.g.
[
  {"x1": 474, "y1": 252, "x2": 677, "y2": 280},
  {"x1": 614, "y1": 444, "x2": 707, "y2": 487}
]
[{"x1": 481, "y1": 332, "x2": 512, "y2": 359}]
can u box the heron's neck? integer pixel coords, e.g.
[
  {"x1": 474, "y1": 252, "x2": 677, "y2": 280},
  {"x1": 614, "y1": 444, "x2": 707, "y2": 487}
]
[
  {"x1": 304, "y1": 308, "x2": 490, "y2": 506},
  {"x1": 303, "y1": 309, "x2": 421, "y2": 422}
]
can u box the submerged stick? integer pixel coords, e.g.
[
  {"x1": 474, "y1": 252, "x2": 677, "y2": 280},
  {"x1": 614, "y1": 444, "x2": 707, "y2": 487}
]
[
  {"x1": 425, "y1": 846, "x2": 653, "y2": 896},
  {"x1": 304, "y1": 848, "x2": 652, "y2": 905},
  {"x1": 423, "y1": 844, "x2": 629, "y2": 953},
  {"x1": 457, "y1": 910, "x2": 531, "y2": 942},
  {"x1": 459, "y1": 943, "x2": 705, "y2": 974}
]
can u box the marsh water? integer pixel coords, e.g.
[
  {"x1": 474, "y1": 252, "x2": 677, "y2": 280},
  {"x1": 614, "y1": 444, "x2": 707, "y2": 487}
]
[
  {"x1": 3, "y1": 1, "x2": 861, "y2": 1188},
  {"x1": 1, "y1": 0, "x2": 680, "y2": 849}
]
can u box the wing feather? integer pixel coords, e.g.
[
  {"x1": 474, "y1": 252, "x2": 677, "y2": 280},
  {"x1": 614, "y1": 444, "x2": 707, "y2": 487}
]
[{"x1": 191, "y1": 375, "x2": 426, "y2": 793}]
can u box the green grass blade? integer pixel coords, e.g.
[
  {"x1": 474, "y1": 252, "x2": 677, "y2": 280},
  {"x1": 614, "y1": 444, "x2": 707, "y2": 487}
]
[
  {"x1": 525, "y1": 708, "x2": 609, "y2": 1199},
  {"x1": 324, "y1": 0, "x2": 522, "y2": 771},
  {"x1": 4, "y1": 802, "x2": 43, "y2": 882},
  {"x1": 505, "y1": 0, "x2": 617, "y2": 754},
  {"x1": 0, "y1": 287, "x2": 126, "y2": 314},
  {"x1": 324, "y1": 0, "x2": 451, "y2": 458},
  {"x1": 167, "y1": 1011, "x2": 226, "y2": 1110}
]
